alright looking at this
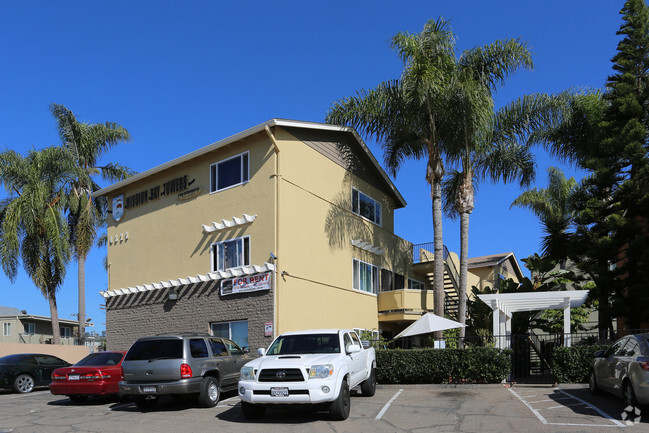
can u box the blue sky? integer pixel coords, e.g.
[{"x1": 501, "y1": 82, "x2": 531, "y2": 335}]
[{"x1": 0, "y1": 1, "x2": 624, "y2": 333}]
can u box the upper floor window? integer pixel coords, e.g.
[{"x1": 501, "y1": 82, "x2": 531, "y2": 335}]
[
  {"x1": 60, "y1": 327, "x2": 71, "y2": 338},
  {"x1": 352, "y1": 188, "x2": 382, "y2": 226},
  {"x1": 23, "y1": 322, "x2": 35, "y2": 335},
  {"x1": 210, "y1": 151, "x2": 249, "y2": 193},
  {"x1": 353, "y1": 258, "x2": 378, "y2": 294},
  {"x1": 212, "y1": 236, "x2": 250, "y2": 271},
  {"x1": 381, "y1": 269, "x2": 404, "y2": 292},
  {"x1": 2, "y1": 322, "x2": 10, "y2": 336}
]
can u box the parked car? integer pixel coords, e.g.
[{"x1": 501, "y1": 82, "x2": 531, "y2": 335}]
[
  {"x1": 0, "y1": 353, "x2": 70, "y2": 393},
  {"x1": 238, "y1": 329, "x2": 376, "y2": 420},
  {"x1": 118, "y1": 333, "x2": 249, "y2": 410},
  {"x1": 589, "y1": 333, "x2": 649, "y2": 407},
  {"x1": 49, "y1": 351, "x2": 126, "y2": 402}
]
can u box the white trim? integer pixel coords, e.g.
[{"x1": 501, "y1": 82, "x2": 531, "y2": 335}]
[
  {"x1": 352, "y1": 258, "x2": 379, "y2": 295},
  {"x1": 202, "y1": 214, "x2": 257, "y2": 233},
  {"x1": 351, "y1": 239, "x2": 384, "y2": 255},
  {"x1": 100, "y1": 263, "x2": 275, "y2": 298},
  {"x1": 210, "y1": 235, "x2": 250, "y2": 272}
]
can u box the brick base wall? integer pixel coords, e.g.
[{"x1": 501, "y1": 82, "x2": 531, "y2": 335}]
[{"x1": 105, "y1": 280, "x2": 274, "y2": 352}]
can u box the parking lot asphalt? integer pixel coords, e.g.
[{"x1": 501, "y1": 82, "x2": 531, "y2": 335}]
[{"x1": 0, "y1": 384, "x2": 646, "y2": 433}]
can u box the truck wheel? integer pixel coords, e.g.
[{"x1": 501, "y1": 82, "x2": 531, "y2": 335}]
[
  {"x1": 198, "y1": 376, "x2": 220, "y2": 408},
  {"x1": 360, "y1": 368, "x2": 376, "y2": 397},
  {"x1": 241, "y1": 401, "x2": 266, "y2": 419},
  {"x1": 329, "y1": 379, "x2": 350, "y2": 420},
  {"x1": 135, "y1": 395, "x2": 159, "y2": 410}
]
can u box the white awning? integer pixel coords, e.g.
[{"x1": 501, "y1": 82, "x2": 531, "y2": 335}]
[
  {"x1": 201, "y1": 213, "x2": 257, "y2": 233},
  {"x1": 100, "y1": 262, "x2": 275, "y2": 298}
]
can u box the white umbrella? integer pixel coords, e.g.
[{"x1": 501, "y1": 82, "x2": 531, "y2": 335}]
[{"x1": 394, "y1": 313, "x2": 465, "y2": 339}]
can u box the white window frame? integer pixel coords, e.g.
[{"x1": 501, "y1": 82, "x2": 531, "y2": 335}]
[
  {"x1": 351, "y1": 187, "x2": 382, "y2": 226},
  {"x1": 2, "y1": 322, "x2": 10, "y2": 336},
  {"x1": 408, "y1": 278, "x2": 425, "y2": 291},
  {"x1": 352, "y1": 258, "x2": 379, "y2": 295},
  {"x1": 210, "y1": 151, "x2": 250, "y2": 193},
  {"x1": 24, "y1": 322, "x2": 35, "y2": 335},
  {"x1": 60, "y1": 327, "x2": 71, "y2": 338},
  {"x1": 211, "y1": 235, "x2": 250, "y2": 271}
]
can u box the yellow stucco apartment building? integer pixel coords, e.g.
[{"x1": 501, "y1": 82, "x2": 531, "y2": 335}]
[{"x1": 95, "y1": 119, "x2": 521, "y2": 351}]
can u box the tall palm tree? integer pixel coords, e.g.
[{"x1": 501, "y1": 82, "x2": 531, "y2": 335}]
[
  {"x1": 443, "y1": 93, "x2": 570, "y2": 347},
  {"x1": 49, "y1": 104, "x2": 132, "y2": 345},
  {"x1": 510, "y1": 166, "x2": 579, "y2": 261},
  {"x1": 0, "y1": 147, "x2": 76, "y2": 344}
]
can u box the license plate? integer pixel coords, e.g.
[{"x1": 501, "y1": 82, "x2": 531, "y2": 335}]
[
  {"x1": 142, "y1": 386, "x2": 157, "y2": 394},
  {"x1": 270, "y1": 387, "x2": 289, "y2": 397},
  {"x1": 68, "y1": 375, "x2": 80, "y2": 380}
]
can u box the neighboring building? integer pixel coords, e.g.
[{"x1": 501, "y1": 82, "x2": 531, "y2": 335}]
[
  {"x1": 467, "y1": 252, "x2": 524, "y2": 293},
  {"x1": 96, "y1": 119, "x2": 452, "y2": 351},
  {"x1": 0, "y1": 306, "x2": 79, "y2": 345}
]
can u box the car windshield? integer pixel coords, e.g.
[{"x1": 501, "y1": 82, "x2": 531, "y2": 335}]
[
  {"x1": 75, "y1": 352, "x2": 124, "y2": 366},
  {"x1": 267, "y1": 334, "x2": 340, "y2": 355},
  {"x1": 125, "y1": 339, "x2": 183, "y2": 361}
]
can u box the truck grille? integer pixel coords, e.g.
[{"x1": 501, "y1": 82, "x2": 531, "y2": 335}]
[{"x1": 258, "y1": 368, "x2": 304, "y2": 382}]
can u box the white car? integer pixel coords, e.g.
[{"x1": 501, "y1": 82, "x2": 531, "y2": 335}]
[{"x1": 238, "y1": 329, "x2": 376, "y2": 420}]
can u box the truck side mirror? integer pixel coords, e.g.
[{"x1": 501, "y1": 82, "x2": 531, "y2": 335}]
[
  {"x1": 257, "y1": 348, "x2": 266, "y2": 356},
  {"x1": 346, "y1": 344, "x2": 361, "y2": 354}
]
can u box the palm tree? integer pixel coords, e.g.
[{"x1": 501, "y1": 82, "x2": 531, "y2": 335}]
[
  {"x1": 511, "y1": 166, "x2": 579, "y2": 261},
  {"x1": 49, "y1": 104, "x2": 132, "y2": 345},
  {"x1": 0, "y1": 147, "x2": 76, "y2": 344},
  {"x1": 327, "y1": 18, "x2": 533, "y2": 340}
]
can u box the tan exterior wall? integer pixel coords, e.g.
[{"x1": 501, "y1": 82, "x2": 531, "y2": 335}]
[{"x1": 0, "y1": 343, "x2": 89, "y2": 364}]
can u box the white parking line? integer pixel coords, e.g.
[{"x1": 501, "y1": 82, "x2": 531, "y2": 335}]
[
  {"x1": 508, "y1": 387, "x2": 626, "y2": 428},
  {"x1": 375, "y1": 389, "x2": 403, "y2": 420}
]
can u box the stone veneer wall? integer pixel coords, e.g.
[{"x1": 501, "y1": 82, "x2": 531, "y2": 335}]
[{"x1": 105, "y1": 279, "x2": 274, "y2": 351}]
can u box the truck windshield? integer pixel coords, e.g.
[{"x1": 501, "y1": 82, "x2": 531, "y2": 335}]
[{"x1": 267, "y1": 334, "x2": 340, "y2": 355}]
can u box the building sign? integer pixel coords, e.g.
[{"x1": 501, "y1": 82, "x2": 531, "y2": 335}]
[
  {"x1": 264, "y1": 321, "x2": 273, "y2": 337},
  {"x1": 123, "y1": 175, "x2": 196, "y2": 211},
  {"x1": 221, "y1": 272, "x2": 271, "y2": 296},
  {"x1": 112, "y1": 195, "x2": 124, "y2": 222}
]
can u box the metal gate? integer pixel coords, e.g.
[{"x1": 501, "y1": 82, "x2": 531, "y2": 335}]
[{"x1": 510, "y1": 334, "x2": 561, "y2": 383}]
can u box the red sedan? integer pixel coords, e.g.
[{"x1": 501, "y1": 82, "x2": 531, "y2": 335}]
[{"x1": 50, "y1": 351, "x2": 126, "y2": 402}]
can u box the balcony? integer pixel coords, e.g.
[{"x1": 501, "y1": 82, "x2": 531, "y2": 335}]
[
  {"x1": 18, "y1": 333, "x2": 77, "y2": 345},
  {"x1": 378, "y1": 289, "x2": 434, "y2": 322}
]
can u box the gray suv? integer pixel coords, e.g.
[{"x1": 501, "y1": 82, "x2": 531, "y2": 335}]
[{"x1": 119, "y1": 333, "x2": 249, "y2": 409}]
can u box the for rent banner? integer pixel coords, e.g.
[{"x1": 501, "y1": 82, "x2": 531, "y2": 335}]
[{"x1": 221, "y1": 272, "x2": 271, "y2": 296}]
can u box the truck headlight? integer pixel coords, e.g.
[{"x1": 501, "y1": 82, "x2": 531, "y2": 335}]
[
  {"x1": 240, "y1": 366, "x2": 255, "y2": 381},
  {"x1": 309, "y1": 364, "x2": 333, "y2": 379}
]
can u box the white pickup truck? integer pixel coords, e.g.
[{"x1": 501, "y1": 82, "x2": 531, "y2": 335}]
[{"x1": 238, "y1": 328, "x2": 376, "y2": 420}]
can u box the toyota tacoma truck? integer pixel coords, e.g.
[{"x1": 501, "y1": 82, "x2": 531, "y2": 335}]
[{"x1": 238, "y1": 329, "x2": 376, "y2": 420}]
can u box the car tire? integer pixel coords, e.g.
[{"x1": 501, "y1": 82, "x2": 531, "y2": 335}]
[
  {"x1": 624, "y1": 381, "x2": 638, "y2": 408},
  {"x1": 197, "y1": 376, "x2": 220, "y2": 408},
  {"x1": 135, "y1": 395, "x2": 159, "y2": 410},
  {"x1": 241, "y1": 401, "x2": 266, "y2": 419},
  {"x1": 13, "y1": 374, "x2": 35, "y2": 393},
  {"x1": 69, "y1": 394, "x2": 88, "y2": 403},
  {"x1": 360, "y1": 367, "x2": 376, "y2": 397},
  {"x1": 588, "y1": 370, "x2": 599, "y2": 395},
  {"x1": 329, "y1": 379, "x2": 351, "y2": 420}
]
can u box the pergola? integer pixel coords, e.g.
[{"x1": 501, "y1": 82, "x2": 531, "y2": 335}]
[{"x1": 477, "y1": 290, "x2": 590, "y2": 349}]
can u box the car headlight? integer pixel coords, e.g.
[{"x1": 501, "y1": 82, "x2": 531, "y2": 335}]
[
  {"x1": 309, "y1": 364, "x2": 333, "y2": 379},
  {"x1": 240, "y1": 366, "x2": 255, "y2": 381}
]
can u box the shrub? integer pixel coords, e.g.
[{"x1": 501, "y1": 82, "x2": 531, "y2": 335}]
[
  {"x1": 375, "y1": 347, "x2": 511, "y2": 384},
  {"x1": 551, "y1": 344, "x2": 608, "y2": 383}
]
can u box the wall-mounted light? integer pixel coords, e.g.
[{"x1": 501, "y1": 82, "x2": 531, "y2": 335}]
[
  {"x1": 269, "y1": 252, "x2": 277, "y2": 261},
  {"x1": 168, "y1": 288, "x2": 179, "y2": 301}
]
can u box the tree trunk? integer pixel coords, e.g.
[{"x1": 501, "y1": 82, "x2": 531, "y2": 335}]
[
  {"x1": 458, "y1": 211, "x2": 469, "y2": 349},
  {"x1": 432, "y1": 181, "x2": 445, "y2": 341},
  {"x1": 48, "y1": 291, "x2": 61, "y2": 345},
  {"x1": 78, "y1": 254, "x2": 86, "y2": 346}
]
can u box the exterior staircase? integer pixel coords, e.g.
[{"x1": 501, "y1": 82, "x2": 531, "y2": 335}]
[{"x1": 412, "y1": 243, "x2": 461, "y2": 320}]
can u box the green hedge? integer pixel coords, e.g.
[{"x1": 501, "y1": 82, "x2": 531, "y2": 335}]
[
  {"x1": 551, "y1": 344, "x2": 608, "y2": 383},
  {"x1": 375, "y1": 347, "x2": 511, "y2": 384}
]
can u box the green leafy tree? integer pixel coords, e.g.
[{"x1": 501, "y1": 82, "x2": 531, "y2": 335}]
[
  {"x1": 49, "y1": 104, "x2": 132, "y2": 344},
  {"x1": 0, "y1": 147, "x2": 77, "y2": 344}
]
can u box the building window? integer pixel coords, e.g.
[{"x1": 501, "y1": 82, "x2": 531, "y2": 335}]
[
  {"x1": 2, "y1": 323, "x2": 10, "y2": 336},
  {"x1": 381, "y1": 269, "x2": 405, "y2": 291},
  {"x1": 60, "y1": 327, "x2": 71, "y2": 338},
  {"x1": 211, "y1": 320, "x2": 249, "y2": 350},
  {"x1": 211, "y1": 236, "x2": 250, "y2": 271},
  {"x1": 408, "y1": 278, "x2": 425, "y2": 291},
  {"x1": 351, "y1": 188, "x2": 382, "y2": 226},
  {"x1": 353, "y1": 259, "x2": 378, "y2": 294},
  {"x1": 24, "y1": 323, "x2": 35, "y2": 335},
  {"x1": 210, "y1": 151, "x2": 249, "y2": 193}
]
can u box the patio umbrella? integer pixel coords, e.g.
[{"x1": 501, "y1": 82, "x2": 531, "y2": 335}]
[{"x1": 394, "y1": 313, "x2": 465, "y2": 339}]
